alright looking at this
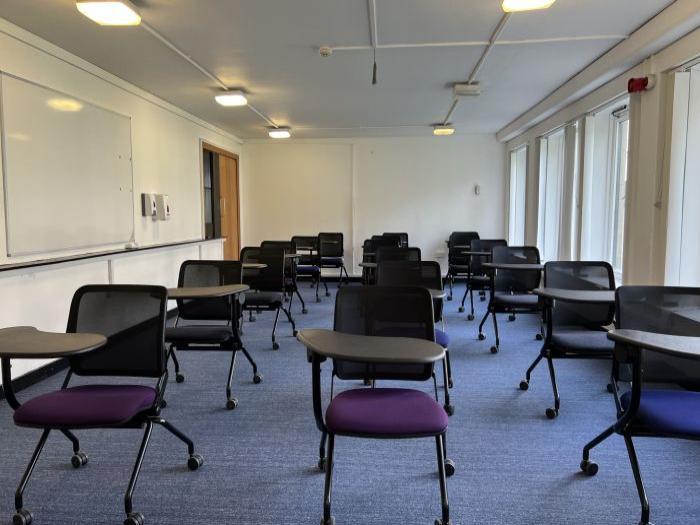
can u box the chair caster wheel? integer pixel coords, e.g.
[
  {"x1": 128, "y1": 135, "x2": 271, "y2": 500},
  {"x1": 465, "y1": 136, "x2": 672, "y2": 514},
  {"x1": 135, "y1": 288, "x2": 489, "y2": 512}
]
[
  {"x1": 272, "y1": 342, "x2": 280, "y2": 350},
  {"x1": 580, "y1": 459, "x2": 598, "y2": 476},
  {"x1": 160, "y1": 399, "x2": 168, "y2": 409},
  {"x1": 508, "y1": 314, "x2": 516, "y2": 322},
  {"x1": 187, "y1": 454, "x2": 203, "y2": 471},
  {"x1": 226, "y1": 398, "x2": 238, "y2": 410},
  {"x1": 444, "y1": 458, "x2": 456, "y2": 477},
  {"x1": 435, "y1": 520, "x2": 452, "y2": 525},
  {"x1": 316, "y1": 297, "x2": 322, "y2": 303},
  {"x1": 363, "y1": 379, "x2": 372, "y2": 386},
  {"x1": 545, "y1": 408, "x2": 558, "y2": 419},
  {"x1": 467, "y1": 314, "x2": 474, "y2": 321},
  {"x1": 253, "y1": 373, "x2": 263, "y2": 384},
  {"x1": 318, "y1": 457, "x2": 326, "y2": 471},
  {"x1": 519, "y1": 380, "x2": 529, "y2": 391},
  {"x1": 448, "y1": 379, "x2": 454, "y2": 389},
  {"x1": 444, "y1": 405, "x2": 455, "y2": 416},
  {"x1": 447, "y1": 296, "x2": 453, "y2": 301},
  {"x1": 175, "y1": 374, "x2": 185, "y2": 383},
  {"x1": 249, "y1": 316, "x2": 256, "y2": 322},
  {"x1": 325, "y1": 292, "x2": 331, "y2": 297},
  {"x1": 490, "y1": 346, "x2": 499, "y2": 354},
  {"x1": 535, "y1": 333, "x2": 543, "y2": 341},
  {"x1": 124, "y1": 512, "x2": 144, "y2": 525},
  {"x1": 320, "y1": 517, "x2": 335, "y2": 525},
  {"x1": 293, "y1": 330, "x2": 299, "y2": 337},
  {"x1": 478, "y1": 333, "x2": 485, "y2": 341},
  {"x1": 302, "y1": 308, "x2": 309, "y2": 314},
  {"x1": 13, "y1": 508, "x2": 33, "y2": 525},
  {"x1": 607, "y1": 383, "x2": 615, "y2": 394},
  {"x1": 71, "y1": 451, "x2": 88, "y2": 469},
  {"x1": 480, "y1": 296, "x2": 486, "y2": 302},
  {"x1": 458, "y1": 307, "x2": 465, "y2": 313}
]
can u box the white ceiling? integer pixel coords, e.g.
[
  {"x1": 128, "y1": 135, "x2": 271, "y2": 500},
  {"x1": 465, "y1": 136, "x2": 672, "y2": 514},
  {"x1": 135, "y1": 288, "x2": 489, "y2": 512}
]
[{"x1": 0, "y1": 0, "x2": 675, "y2": 139}]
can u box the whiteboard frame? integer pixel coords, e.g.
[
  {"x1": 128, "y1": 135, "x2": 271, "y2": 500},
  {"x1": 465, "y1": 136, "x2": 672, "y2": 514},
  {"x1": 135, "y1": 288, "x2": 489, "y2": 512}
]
[{"x1": 0, "y1": 71, "x2": 136, "y2": 258}]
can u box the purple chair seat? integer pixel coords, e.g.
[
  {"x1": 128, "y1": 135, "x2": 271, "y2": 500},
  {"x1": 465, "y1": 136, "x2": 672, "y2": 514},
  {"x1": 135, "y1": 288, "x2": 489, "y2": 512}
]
[
  {"x1": 297, "y1": 265, "x2": 321, "y2": 275},
  {"x1": 621, "y1": 390, "x2": 700, "y2": 438},
  {"x1": 325, "y1": 388, "x2": 448, "y2": 437},
  {"x1": 14, "y1": 385, "x2": 157, "y2": 429},
  {"x1": 435, "y1": 329, "x2": 450, "y2": 349},
  {"x1": 321, "y1": 257, "x2": 344, "y2": 267}
]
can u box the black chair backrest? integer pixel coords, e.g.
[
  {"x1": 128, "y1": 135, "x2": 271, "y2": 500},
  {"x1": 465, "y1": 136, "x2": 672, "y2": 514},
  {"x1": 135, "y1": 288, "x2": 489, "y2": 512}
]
[
  {"x1": 318, "y1": 232, "x2": 343, "y2": 258},
  {"x1": 491, "y1": 246, "x2": 541, "y2": 293},
  {"x1": 175, "y1": 260, "x2": 242, "y2": 322},
  {"x1": 383, "y1": 232, "x2": 409, "y2": 248},
  {"x1": 470, "y1": 239, "x2": 507, "y2": 275},
  {"x1": 67, "y1": 285, "x2": 167, "y2": 378},
  {"x1": 448, "y1": 231, "x2": 480, "y2": 265},
  {"x1": 371, "y1": 235, "x2": 401, "y2": 250},
  {"x1": 292, "y1": 235, "x2": 319, "y2": 265},
  {"x1": 375, "y1": 246, "x2": 421, "y2": 264},
  {"x1": 333, "y1": 286, "x2": 436, "y2": 381},
  {"x1": 544, "y1": 261, "x2": 615, "y2": 329},
  {"x1": 376, "y1": 260, "x2": 444, "y2": 322},
  {"x1": 241, "y1": 246, "x2": 286, "y2": 292},
  {"x1": 616, "y1": 286, "x2": 700, "y2": 388},
  {"x1": 261, "y1": 240, "x2": 296, "y2": 276}
]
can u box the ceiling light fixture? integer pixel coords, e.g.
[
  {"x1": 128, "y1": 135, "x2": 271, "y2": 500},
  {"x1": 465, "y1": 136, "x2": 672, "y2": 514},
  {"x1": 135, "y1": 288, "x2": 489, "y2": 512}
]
[
  {"x1": 76, "y1": 1, "x2": 142, "y2": 26},
  {"x1": 502, "y1": 0, "x2": 556, "y2": 13},
  {"x1": 214, "y1": 90, "x2": 248, "y2": 107},
  {"x1": 433, "y1": 125, "x2": 455, "y2": 136},
  {"x1": 268, "y1": 127, "x2": 291, "y2": 139}
]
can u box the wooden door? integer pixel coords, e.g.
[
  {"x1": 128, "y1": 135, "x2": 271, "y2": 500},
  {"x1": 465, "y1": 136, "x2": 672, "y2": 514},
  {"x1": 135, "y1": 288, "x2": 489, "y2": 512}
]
[{"x1": 218, "y1": 154, "x2": 240, "y2": 259}]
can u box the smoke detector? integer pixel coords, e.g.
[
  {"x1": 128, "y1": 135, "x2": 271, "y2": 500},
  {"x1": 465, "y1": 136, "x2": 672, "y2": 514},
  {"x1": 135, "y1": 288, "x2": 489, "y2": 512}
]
[{"x1": 319, "y1": 46, "x2": 333, "y2": 57}]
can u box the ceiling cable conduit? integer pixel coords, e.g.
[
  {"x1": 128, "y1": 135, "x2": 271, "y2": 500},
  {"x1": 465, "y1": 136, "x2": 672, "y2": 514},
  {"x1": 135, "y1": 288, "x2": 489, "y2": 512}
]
[
  {"x1": 368, "y1": 0, "x2": 378, "y2": 84},
  {"x1": 140, "y1": 20, "x2": 279, "y2": 128},
  {"x1": 442, "y1": 13, "x2": 511, "y2": 125}
]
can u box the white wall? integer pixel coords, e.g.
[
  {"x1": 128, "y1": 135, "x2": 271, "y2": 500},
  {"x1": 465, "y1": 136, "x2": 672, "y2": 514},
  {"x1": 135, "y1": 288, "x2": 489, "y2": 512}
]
[
  {"x1": 243, "y1": 136, "x2": 506, "y2": 274},
  {"x1": 0, "y1": 19, "x2": 235, "y2": 378}
]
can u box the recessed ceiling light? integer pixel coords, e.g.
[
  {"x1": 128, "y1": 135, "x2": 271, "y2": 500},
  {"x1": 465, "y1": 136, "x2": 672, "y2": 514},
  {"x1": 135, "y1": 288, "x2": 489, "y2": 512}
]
[
  {"x1": 76, "y1": 1, "x2": 141, "y2": 26},
  {"x1": 502, "y1": 0, "x2": 556, "y2": 12},
  {"x1": 268, "y1": 127, "x2": 291, "y2": 139},
  {"x1": 214, "y1": 91, "x2": 248, "y2": 107},
  {"x1": 47, "y1": 98, "x2": 84, "y2": 112},
  {"x1": 433, "y1": 125, "x2": 455, "y2": 136}
]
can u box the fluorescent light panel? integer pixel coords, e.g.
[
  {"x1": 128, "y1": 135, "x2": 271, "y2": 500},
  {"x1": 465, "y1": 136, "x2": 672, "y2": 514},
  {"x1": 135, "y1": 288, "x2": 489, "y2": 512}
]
[
  {"x1": 215, "y1": 91, "x2": 248, "y2": 107},
  {"x1": 502, "y1": 0, "x2": 556, "y2": 12},
  {"x1": 433, "y1": 125, "x2": 455, "y2": 136},
  {"x1": 76, "y1": 1, "x2": 141, "y2": 26},
  {"x1": 268, "y1": 127, "x2": 291, "y2": 139}
]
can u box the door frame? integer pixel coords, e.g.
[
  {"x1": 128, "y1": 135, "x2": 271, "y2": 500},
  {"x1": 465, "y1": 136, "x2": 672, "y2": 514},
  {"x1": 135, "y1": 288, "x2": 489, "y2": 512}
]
[{"x1": 200, "y1": 140, "x2": 241, "y2": 256}]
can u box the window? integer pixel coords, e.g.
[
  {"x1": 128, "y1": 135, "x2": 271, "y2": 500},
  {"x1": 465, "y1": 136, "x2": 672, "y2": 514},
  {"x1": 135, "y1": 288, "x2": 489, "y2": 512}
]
[
  {"x1": 537, "y1": 129, "x2": 566, "y2": 261},
  {"x1": 579, "y1": 98, "x2": 630, "y2": 276},
  {"x1": 508, "y1": 146, "x2": 527, "y2": 245}
]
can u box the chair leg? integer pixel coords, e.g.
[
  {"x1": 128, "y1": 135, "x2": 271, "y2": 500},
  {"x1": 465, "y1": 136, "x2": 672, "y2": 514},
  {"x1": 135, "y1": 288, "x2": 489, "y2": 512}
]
[
  {"x1": 60, "y1": 429, "x2": 80, "y2": 454},
  {"x1": 282, "y1": 306, "x2": 297, "y2": 336},
  {"x1": 580, "y1": 423, "x2": 616, "y2": 475},
  {"x1": 169, "y1": 346, "x2": 184, "y2": 383},
  {"x1": 225, "y1": 349, "x2": 238, "y2": 409},
  {"x1": 445, "y1": 350, "x2": 454, "y2": 389},
  {"x1": 337, "y1": 267, "x2": 343, "y2": 288},
  {"x1": 124, "y1": 421, "x2": 153, "y2": 517},
  {"x1": 458, "y1": 286, "x2": 468, "y2": 313},
  {"x1": 240, "y1": 346, "x2": 261, "y2": 383},
  {"x1": 435, "y1": 434, "x2": 451, "y2": 525},
  {"x1": 322, "y1": 433, "x2": 335, "y2": 525},
  {"x1": 447, "y1": 273, "x2": 453, "y2": 300},
  {"x1": 623, "y1": 433, "x2": 652, "y2": 525},
  {"x1": 468, "y1": 288, "x2": 475, "y2": 320},
  {"x1": 477, "y1": 309, "x2": 489, "y2": 340},
  {"x1": 342, "y1": 265, "x2": 350, "y2": 286},
  {"x1": 14, "y1": 429, "x2": 51, "y2": 517},
  {"x1": 520, "y1": 353, "x2": 544, "y2": 391},
  {"x1": 318, "y1": 431, "x2": 328, "y2": 471},
  {"x1": 442, "y1": 356, "x2": 454, "y2": 416},
  {"x1": 490, "y1": 311, "x2": 500, "y2": 354},
  {"x1": 272, "y1": 308, "x2": 281, "y2": 350},
  {"x1": 545, "y1": 355, "x2": 560, "y2": 419},
  {"x1": 315, "y1": 275, "x2": 322, "y2": 302},
  {"x1": 296, "y1": 289, "x2": 308, "y2": 314},
  {"x1": 288, "y1": 291, "x2": 295, "y2": 314},
  {"x1": 323, "y1": 278, "x2": 330, "y2": 297}
]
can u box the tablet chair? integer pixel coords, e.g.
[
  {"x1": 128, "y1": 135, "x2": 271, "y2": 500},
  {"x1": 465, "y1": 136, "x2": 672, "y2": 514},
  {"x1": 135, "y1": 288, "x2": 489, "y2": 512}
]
[
  {"x1": 292, "y1": 235, "x2": 327, "y2": 301},
  {"x1": 478, "y1": 246, "x2": 542, "y2": 353},
  {"x1": 305, "y1": 286, "x2": 453, "y2": 525},
  {"x1": 261, "y1": 240, "x2": 308, "y2": 314},
  {"x1": 580, "y1": 286, "x2": 700, "y2": 525},
  {"x1": 446, "y1": 231, "x2": 480, "y2": 300},
  {"x1": 166, "y1": 260, "x2": 260, "y2": 410},
  {"x1": 519, "y1": 261, "x2": 615, "y2": 419},
  {"x1": 241, "y1": 246, "x2": 297, "y2": 349},
  {"x1": 459, "y1": 239, "x2": 507, "y2": 319},
  {"x1": 11, "y1": 285, "x2": 202, "y2": 525},
  {"x1": 319, "y1": 232, "x2": 349, "y2": 288}
]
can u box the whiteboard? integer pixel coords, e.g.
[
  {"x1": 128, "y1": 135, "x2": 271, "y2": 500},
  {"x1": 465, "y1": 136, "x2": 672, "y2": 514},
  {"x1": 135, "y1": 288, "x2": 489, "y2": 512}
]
[{"x1": 1, "y1": 73, "x2": 134, "y2": 257}]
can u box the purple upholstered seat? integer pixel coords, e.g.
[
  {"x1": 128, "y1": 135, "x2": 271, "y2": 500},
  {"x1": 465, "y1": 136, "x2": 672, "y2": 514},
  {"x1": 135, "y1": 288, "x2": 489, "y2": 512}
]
[
  {"x1": 435, "y1": 329, "x2": 450, "y2": 349},
  {"x1": 14, "y1": 385, "x2": 157, "y2": 429},
  {"x1": 325, "y1": 388, "x2": 448, "y2": 437},
  {"x1": 621, "y1": 390, "x2": 700, "y2": 438}
]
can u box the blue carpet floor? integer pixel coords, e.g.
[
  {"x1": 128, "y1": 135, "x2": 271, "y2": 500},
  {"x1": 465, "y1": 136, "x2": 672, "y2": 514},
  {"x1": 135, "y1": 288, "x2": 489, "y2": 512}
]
[{"x1": 1, "y1": 283, "x2": 700, "y2": 524}]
